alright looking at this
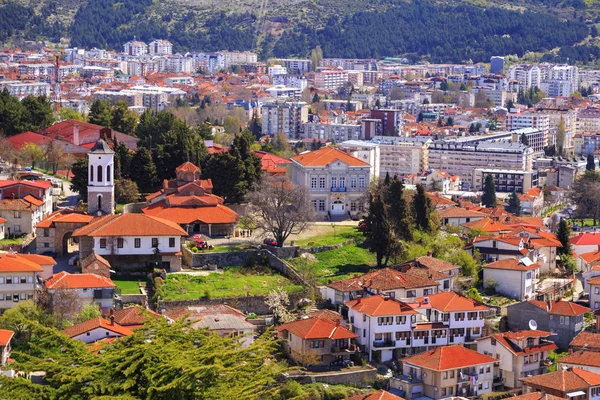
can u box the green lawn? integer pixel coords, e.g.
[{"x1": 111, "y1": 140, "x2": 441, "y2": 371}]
[
  {"x1": 287, "y1": 243, "x2": 377, "y2": 284},
  {"x1": 293, "y1": 225, "x2": 361, "y2": 248},
  {"x1": 569, "y1": 218, "x2": 599, "y2": 227},
  {"x1": 0, "y1": 237, "x2": 25, "y2": 247},
  {"x1": 159, "y1": 266, "x2": 303, "y2": 300},
  {"x1": 186, "y1": 243, "x2": 253, "y2": 253},
  {"x1": 114, "y1": 280, "x2": 142, "y2": 295}
]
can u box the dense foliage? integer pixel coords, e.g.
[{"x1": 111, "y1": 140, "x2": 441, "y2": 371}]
[
  {"x1": 0, "y1": 90, "x2": 55, "y2": 136},
  {"x1": 0, "y1": 2, "x2": 64, "y2": 43},
  {"x1": 272, "y1": 2, "x2": 589, "y2": 62}
]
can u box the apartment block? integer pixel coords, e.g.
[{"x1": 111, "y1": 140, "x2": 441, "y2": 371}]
[
  {"x1": 314, "y1": 70, "x2": 349, "y2": 90},
  {"x1": 511, "y1": 127, "x2": 547, "y2": 156},
  {"x1": 261, "y1": 100, "x2": 309, "y2": 138},
  {"x1": 472, "y1": 169, "x2": 538, "y2": 193}
]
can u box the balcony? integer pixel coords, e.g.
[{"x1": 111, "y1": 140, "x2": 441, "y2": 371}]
[
  {"x1": 457, "y1": 371, "x2": 478, "y2": 383},
  {"x1": 331, "y1": 187, "x2": 347, "y2": 192},
  {"x1": 540, "y1": 358, "x2": 552, "y2": 367},
  {"x1": 398, "y1": 374, "x2": 423, "y2": 384},
  {"x1": 373, "y1": 340, "x2": 396, "y2": 348}
]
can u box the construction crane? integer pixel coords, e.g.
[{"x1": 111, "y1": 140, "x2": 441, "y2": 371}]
[{"x1": 54, "y1": 54, "x2": 61, "y2": 112}]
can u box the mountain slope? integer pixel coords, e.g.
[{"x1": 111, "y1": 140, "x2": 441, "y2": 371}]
[{"x1": 0, "y1": 0, "x2": 596, "y2": 63}]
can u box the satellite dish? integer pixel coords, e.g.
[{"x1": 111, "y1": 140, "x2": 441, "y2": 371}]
[{"x1": 529, "y1": 319, "x2": 538, "y2": 330}]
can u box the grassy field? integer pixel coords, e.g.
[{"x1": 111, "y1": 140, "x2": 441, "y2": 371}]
[
  {"x1": 159, "y1": 266, "x2": 303, "y2": 300},
  {"x1": 0, "y1": 237, "x2": 25, "y2": 247},
  {"x1": 114, "y1": 280, "x2": 142, "y2": 295},
  {"x1": 287, "y1": 243, "x2": 376, "y2": 284},
  {"x1": 293, "y1": 225, "x2": 361, "y2": 248},
  {"x1": 186, "y1": 243, "x2": 253, "y2": 253}
]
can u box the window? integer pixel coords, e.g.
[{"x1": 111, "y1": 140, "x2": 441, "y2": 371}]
[
  {"x1": 28, "y1": 276, "x2": 32, "y2": 284},
  {"x1": 117, "y1": 238, "x2": 124, "y2": 248},
  {"x1": 100, "y1": 239, "x2": 107, "y2": 248},
  {"x1": 43, "y1": 229, "x2": 49, "y2": 237},
  {"x1": 450, "y1": 370, "x2": 455, "y2": 378},
  {"x1": 14, "y1": 225, "x2": 21, "y2": 233},
  {"x1": 359, "y1": 176, "x2": 365, "y2": 188},
  {"x1": 0, "y1": 277, "x2": 4, "y2": 284},
  {"x1": 20, "y1": 293, "x2": 25, "y2": 300},
  {"x1": 565, "y1": 316, "x2": 570, "y2": 325},
  {"x1": 313, "y1": 340, "x2": 325, "y2": 348},
  {"x1": 13, "y1": 294, "x2": 18, "y2": 302},
  {"x1": 560, "y1": 316, "x2": 565, "y2": 324},
  {"x1": 106, "y1": 165, "x2": 111, "y2": 182},
  {"x1": 358, "y1": 203, "x2": 364, "y2": 212},
  {"x1": 169, "y1": 238, "x2": 175, "y2": 248},
  {"x1": 6, "y1": 277, "x2": 11, "y2": 284},
  {"x1": 596, "y1": 287, "x2": 600, "y2": 295},
  {"x1": 378, "y1": 317, "x2": 393, "y2": 326},
  {"x1": 526, "y1": 271, "x2": 532, "y2": 279},
  {"x1": 455, "y1": 312, "x2": 465, "y2": 321},
  {"x1": 443, "y1": 371, "x2": 448, "y2": 379},
  {"x1": 319, "y1": 177, "x2": 326, "y2": 189},
  {"x1": 396, "y1": 316, "x2": 406, "y2": 324},
  {"x1": 406, "y1": 290, "x2": 416, "y2": 298},
  {"x1": 318, "y1": 200, "x2": 325, "y2": 211},
  {"x1": 351, "y1": 202, "x2": 356, "y2": 212},
  {"x1": 134, "y1": 238, "x2": 141, "y2": 248},
  {"x1": 351, "y1": 178, "x2": 357, "y2": 188},
  {"x1": 152, "y1": 238, "x2": 159, "y2": 247},
  {"x1": 442, "y1": 388, "x2": 447, "y2": 396},
  {"x1": 90, "y1": 165, "x2": 94, "y2": 181},
  {"x1": 44, "y1": 243, "x2": 49, "y2": 248},
  {"x1": 486, "y1": 366, "x2": 491, "y2": 373},
  {"x1": 97, "y1": 165, "x2": 103, "y2": 182},
  {"x1": 14, "y1": 211, "x2": 21, "y2": 219},
  {"x1": 312, "y1": 200, "x2": 317, "y2": 211},
  {"x1": 331, "y1": 177, "x2": 337, "y2": 188},
  {"x1": 484, "y1": 382, "x2": 489, "y2": 390},
  {"x1": 444, "y1": 280, "x2": 450, "y2": 289},
  {"x1": 473, "y1": 327, "x2": 481, "y2": 335},
  {"x1": 424, "y1": 288, "x2": 432, "y2": 295},
  {"x1": 527, "y1": 338, "x2": 535, "y2": 347},
  {"x1": 479, "y1": 311, "x2": 486, "y2": 319},
  {"x1": 411, "y1": 315, "x2": 416, "y2": 323},
  {"x1": 0, "y1": 294, "x2": 3, "y2": 301},
  {"x1": 339, "y1": 177, "x2": 346, "y2": 188},
  {"x1": 468, "y1": 312, "x2": 478, "y2": 320},
  {"x1": 311, "y1": 177, "x2": 317, "y2": 189},
  {"x1": 20, "y1": 276, "x2": 26, "y2": 284},
  {"x1": 492, "y1": 241, "x2": 497, "y2": 248},
  {"x1": 97, "y1": 195, "x2": 102, "y2": 210}
]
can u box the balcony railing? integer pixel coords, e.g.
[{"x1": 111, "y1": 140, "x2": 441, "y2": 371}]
[
  {"x1": 398, "y1": 374, "x2": 423, "y2": 384},
  {"x1": 373, "y1": 340, "x2": 396, "y2": 348},
  {"x1": 331, "y1": 187, "x2": 347, "y2": 192}
]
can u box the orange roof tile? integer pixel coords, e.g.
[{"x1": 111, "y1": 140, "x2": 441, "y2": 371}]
[
  {"x1": 17, "y1": 254, "x2": 56, "y2": 266},
  {"x1": 345, "y1": 390, "x2": 405, "y2": 400},
  {"x1": 113, "y1": 306, "x2": 162, "y2": 327},
  {"x1": 291, "y1": 147, "x2": 369, "y2": 167},
  {"x1": 560, "y1": 350, "x2": 600, "y2": 368},
  {"x1": 0, "y1": 252, "x2": 43, "y2": 272},
  {"x1": 580, "y1": 251, "x2": 600, "y2": 264},
  {"x1": 346, "y1": 295, "x2": 419, "y2": 317},
  {"x1": 277, "y1": 317, "x2": 358, "y2": 340},
  {"x1": 415, "y1": 291, "x2": 488, "y2": 312},
  {"x1": 72, "y1": 213, "x2": 188, "y2": 237},
  {"x1": 528, "y1": 299, "x2": 589, "y2": 316},
  {"x1": 483, "y1": 258, "x2": 541, "y2": 272},
  {"x1": 36, "y1": 210, "x2": 94, "y2": 228},
  {"x1": 462, "y1": 218, "x2": 513, "y2": 233},
  {"x1": 570, "y1": 331, "x2": 600, "y2": 350},
  {"x1": 0, "y1": 329, "x2": 14, "y2": 346},
  {"x1": 62, "y1": 317, "x2": 132, "y2": 338},
  {"x1": 23, "y1": 194, "x2": 44, "y2": 207},
  {"x1": 521, "y1": 368, "x2": 600, "y2": 392},
  {"x1": 45, "y1": 271, "x2": 115, "y2": 290},
  {"x1": 438, "y1": 207, "x2": 487, "y2": 219},
  {"x1": 571, "y1": 233, "x2": 600, "y2": 246},
  {"x1": 510, "y1": 393, "x2": 566, "y2": 400},
  {"x1": 175, "y1": 162, "x2": 201, "y2": 172},
  {"x1": 142, "y1": 203, "x2": 238, "y2": 224},
  {"x1": 403, "y1": 345, "x2": 497, "y2": 371}
]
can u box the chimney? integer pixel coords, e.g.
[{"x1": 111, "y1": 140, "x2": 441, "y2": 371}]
[
  {"x1": 73, "y1": 124, "x2": 79, "y2": 146},
  {"x1": 356, "y1": 295, "x2": 362, "y2": 304},
  {"x1": 427, "y1": 250, "x2": 433, "y2": 257}
]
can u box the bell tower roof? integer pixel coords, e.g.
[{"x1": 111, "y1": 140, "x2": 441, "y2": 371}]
[{"x1": 90, "y1": 139, "x2": 115, "y2": 154}]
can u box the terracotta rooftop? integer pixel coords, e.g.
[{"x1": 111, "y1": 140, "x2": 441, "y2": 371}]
[
  {"x1": 113, "y1": 306, "x2": 162, "y2": 327},
  {"x1": 570, "y1": 331, "x2": 600, "y2": 351},
  {"x1": 403, "y1": 345, "x2": 497, "y2": 371},
  {"x1": 560, "y1": 350, "x2": 600, "y2": 368},
  {"x1": 520, "y1": 368, "x2": 600, "y2": 392},
  {"x1": 438, "y1": 207, "x2": 487, "y2": 219},
  {"x1": 45, "y1": 271, "x2": 115, "y2": 290},
  {"x1": 413, "y1": 256, "x2": 461, "y2": 273},
  {"x1": 0, "y1": 329, "x2": 14, "y2": 346},
  {"x1": 344, "y1": 390, "x2": 405, "y2": 400},
  {"x1": 346, "y1": 295, "x2": 419, "y2": 317},
  {"x1": 352, "y1": 268, "x2": 439, "y2": 291},
  {"x1": 291, "y1": 147, "x2": 369, "y2": 167},
  {"x1": 277, "y1": 317, "x2": 358, "y2": 340},
  {"x1": 36, "y1": 210, "x2": 94, "y2": 229},
  {"x1": 510, "y1": 393, "x2": 566, "y2": 400},
  {"x1": 17, "y1": 254, "x2": 56, "y2": 266},
  {"x1": 483, "y1": 258, "x2": 541, "y2": 272},
  {"x1": 0, "y1": 252, "x2": 44, "y2": 272},
  {"x1": 175, "y1": 162, "x2": 201, "y2": 172},
  {"x1": 415, "y1": 291, "x2": 488, "y2": 312},
  {"x1": 528, "y1": 299, "x2": 590, "y2": 316},
  {"x1": 571, "y1": 233, "x2": 600, "y2": 246},
  {"x1": 72, "y1": 213, "x2": 188, "y2": 237},
  {"x1": 62, "y1": 317, "x2": 132, "y2": 338},
  {"x1": 478, "y1": 330, "x2": 557, "y2": 356}
]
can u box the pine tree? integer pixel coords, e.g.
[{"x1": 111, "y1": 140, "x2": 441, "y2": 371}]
[
  {"x1": 557, "y1": 219, "x2": 572, "y2": 256},
  {"x1": 363, "y1": 193, "x2": 399, "y2": 267},
  {"x1": 412, "y1": 184, "x2": 433, "y2": 231},
  {"x1": 587, "y1": 154, "x2": 596, "y2": 171},
  {"x1": 130, "y1": 147, "x2": 159, "y2": 194},
  {"x1": 506, "y1": 191, "x2": 522, "y2": 216},
  {"x1": 88, "y1": 99, "x2": 113, "y2": 128},
  {"x1": 386, "y1": 177, "x2": 413, "y2": 241},
  {"x1": 482, "y1": 175, "x2": 497, "y2": 208},
  {"x1": 69, "y1": 157, "x2": 89, "y2": 199},
  {"x1": 384, "y1": 171, "x2": 391, "y2": 186}
]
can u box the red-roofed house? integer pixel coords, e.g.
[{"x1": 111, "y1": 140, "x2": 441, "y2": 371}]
[
  {"x1": 252, "y1": 150, "x2": 292, "y2": 177},
  {"x1": 472, "y1": 234, "x2": 532, "y2": 263},
  {"x1": 0, "y1": 252, "x2": 44, "y2": 312},
  {"x1": 344, "y1": 390, "x2": 405, "y2": 400},
  {"x1": 45, "y1": 271, "x2": 115, "y2": 313},
  {"x1": 476, "y1": 330, "x2": 557, "y2": 388},
  {"x1": 41, "y1": 119, "x2": 137, "y2": 151},
  {"x1": 571, "y1": 233, "x2": 600, "y2": 257},
  {"x1": 587, "y1": 276, "x2": 600, "y2": 312},
  {"x1": 0, "y1": 328, "x2": 14, "y2": 366},
  {"x1": 35, "y1": 210, "x2": 95, "y2": 257},
  {"x1": 277, "y1": 317, "x2": 358, "y2": 365},
  {"x1": 143, "y1": 162, "x2": 239, "y2": 237},
  {"x1": 0, "y1": 179, "x2": 54, "y2": 235},
  {"x1": 559, "y1": 350, "x2": 600, "y2": 374},
  {"x1": 482, "y1": 258, "x2": 541, "y2": 300},
  {"x1": 520, "y1": 367, "x2": 600, "y2": 400},
  {"x1": 392, "y1": 345, "x2": 498, "y2": 399},
  {"x1": 291, "y1": 147, "x2": 371, "y2": 219},
  {"x1": 62, "y1": 316, "x2": 132, "y2": 344}
]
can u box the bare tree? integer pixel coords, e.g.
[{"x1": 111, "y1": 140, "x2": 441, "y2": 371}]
[
  {"x1": 44, "y1": 140, "x2": 65, "y2": 174},
  {"x1": 246, "y1": 176, "x2": 315, "y2": 247}
]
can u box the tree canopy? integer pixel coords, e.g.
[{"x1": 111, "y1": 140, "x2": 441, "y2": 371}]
[{"x1": 482, "y1": 175, "x2": 497, "y2": 208}]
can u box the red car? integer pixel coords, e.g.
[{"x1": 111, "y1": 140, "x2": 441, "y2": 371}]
[{"x1": 263, "y1": 238, "x2": 277, "y2": 246}]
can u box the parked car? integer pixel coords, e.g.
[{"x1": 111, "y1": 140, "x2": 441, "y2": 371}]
[{"x1": 263, "y1": 238, "x2": 277, "y2": 246}]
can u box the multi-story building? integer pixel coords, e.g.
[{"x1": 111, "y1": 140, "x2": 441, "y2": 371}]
[
  {"x1": 123, "y1": 40, "x2": 148, "y2": 56},
  {"x1": 392, "y1": 345, "x2": 498, "y2": 399},
  {"x1": 472, "y1": 169, "x2": 538, "y2": 193},
  {"x1": 507, "y1": 65, "x2": 541, "y2": 91},
  {"x1": 577, "y1": 108, "x2": 600, "y2": 134},
  {"x1": 574, "y1": 133, "x2": 600, "y2": 156},
  {"x1": 490, "y1": 56, "x2": 505, "y2": 74},
  {"x1": 268, "y1": 65, "x2": 287, "y2": 76},
  {"x1": 476, "y1": 330, "x2": 556, "y2": 388},
  {"x1": 280, "y1": 58, "x2": 312, "y2": 74},
  {"x1": 482, "y1": 259, "x2": 541, "y2": 301},
  {"x1": 148, "y1": 40, "x2": 173, "y2": 55},
  {"x1": 428, "y1": 139, "x2": 534, "y2": 190},
  {"x1": 166, "y1": 55, "x2": 193, "y2": 74},
  {"x1": 588, "y1": 276, "x2": 600, "y2": 312},
  {"x1": 373, "y1": 136, "x2": 431, "y2": 177},
  {"x1": 0, "y1": 252, "x2": 44, "y2": 312},
  {"x1": 220, "y1": 51, "x2": 258, "y2": 69},
  {"x1": 44, "y1": 271, "x2": 115, "y2": 314},
  {"x1": 314, "y1": 70, "x2": 349, "y2": 90},
  {"x1": 261, "y1": 100, "x2": 309, "y2": 138},
  {"x1": 301, "y1": 123, "x2": 362, "y2": 142},
  {"x1": 506, "y1": 113, "x2": 550, "y2": 139},
  {"x1": 291, "y1": 147, "x2": 371, "y2": 219},
  {"x1": 272, "y1": 74, "x2": 308, "y2": 91},
  {"x1": 520, "y1": 367, "x2": 600, "y2": 399},
  {"x1": 0, "y1": 81, "x2": 51, "y2": 98},
  {"x1": 370, "y1": 109, "x2": 405, "y2": 136},
  {"x1": 511, "y1": 128, "x2": 547, "y2": 156}
]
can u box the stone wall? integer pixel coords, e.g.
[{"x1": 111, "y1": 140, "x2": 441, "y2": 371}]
[
  {"x1": 263, "y1": 245, "x2": 298, "y2": 259},
  {"x1": 284, "y1": 366, "x2": 377, "y2": 385},
  {"x1": 182, "y1": 248, "x2": 265, "y2": 269},
  {"x1": 265, "y1": 250, "x2": 310, "y2": 287},
  {"x1": 297, "y1": 240, "x2": 355, "y2": 256},
  {"x1": 120, "y1": 294, "x2": 148, "y2": 307},
  {"x1": 122, "y1": 202, "x2": 148, "y2": 214}
]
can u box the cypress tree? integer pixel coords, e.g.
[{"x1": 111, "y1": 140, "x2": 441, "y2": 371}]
[
  {"x1": 482, "y1": 175, "x2": 497, "y2": 208},
  {"x1": 412, "y1": 184, "x2": 433, "y2": 231},
  {"x1": 386, "y1": 177, "x2": 413, "y2": 241},
  {"x1": 587, "y1": 154, "x2": 596, "y2": 171},
  {"x1": 557, "y1": 219, "x2": 572, "y2": 256},
  {"x1": 506, "y1": 191, "x2": 522, "y2": 216}
]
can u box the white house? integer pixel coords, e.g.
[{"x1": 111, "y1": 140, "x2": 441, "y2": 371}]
[
  {"x1": 62, "y1": 316, "x2": 132, "y2": 344},
  {"x1": 482, "y1": 258, "x2": 541, "y2": 300},
  {"x1": 473, "y1": 235, "x2": 530, "y2": 263},
  {"x1": 438, "y1": 207, "x2": 487, "y2": 228},
  {"x1": 571, "y1": 233, "x2": 600, "y2": 257},
  {"x1": 559, "y1": 351, "x2": 600, "y2": 374},
  {"x1": 291, "y1": 147, "x2": 371, "y2": 219},
  {"x1": 0, "y1": 252, "x2": 43, "y2": 312},
  {"x1": 0, "y1": 329, "x2": 14, "y2": 366},
  {"x1": 476, "y1": 330, "x2": 556, "y2": 388},
  {"x1": 44, "y1": 271, "x2": 116, "y2": 313},
  {"x1": 346, "y1": 295, "x2": 422, "y2": 362},
  {"x1": 588, "y1": 276, "x2": 600, "y2": 312}
]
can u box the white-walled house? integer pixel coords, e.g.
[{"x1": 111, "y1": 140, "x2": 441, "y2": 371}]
[
  {"x1": 482, "y1": 258, "x2": 541, "y2": 300},
  {"x1": 291, "y1": 147, "x2": 371, "y2": 219},
  {"x1": 346, "y1": 295, "x2": 422, "y2": 362},
  {"x1": 44, "y1": 271, "x2": 116, "y2": 313},
  {"x1": 473, "y1": 235, "x2": 530, "y2": 263},
  {"x1": 438, "y1": 207, "x2": 486, "y2": 228},
  {"x1": 558, "y1": 351, "x2": 600, "y2": 374},
  {"x1": 0, "y1": 329, "x2": 14, "y2": 366},
  {"x1": 0, "y1": 252, "x2": 43, "y2": 312},
  {"x1": 571, "y1": 233, "x2": 600, "y2": 257},
  {"x1": 73, "y1": 213, "x2": 188, "y2": 273},
  {"x1": 476, "y1": 330, "x2": 556, "y2": 388},
  {"x1": 62, "y1": 316, "x2": 132, "y2": 344},
  {"x1": 588, "y1": 276, "x2": 600, "y2": 312}
]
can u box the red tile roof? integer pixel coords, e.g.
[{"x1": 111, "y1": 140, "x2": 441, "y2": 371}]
[
  {"x1": 351, "y1": 268, "x2": 439, "y2": 291},
  {"x1": 277, "y1": 317, "x2": 358, "y2": 340},
  {"x1": 483, "y1": 258, "x2": 541, "y2": 272},
  {"x1": 571, "y1": 233, "x2": 600, "y2": 246},
  {"x1": 479, "y1": 331, "x2": 557, "y2": 356},
  {"x1": 0, "y1": 329, "x2": 14, "y2": 346},
  {"x1": 438, "y1": 207, "x2": 487, "y2": 219},
  {"x1": 0, "y1": 252, "x2": 44, "y2": 272},
  {"x1": 588, "y1": 276, "x2": 600, "y2": 286},
  {"x1": 142, "y1": 202, "x2": 238, "y2": 225},
  {"x1": 291, "y1": 147, "x2": 369, "y2": 167},
  {"x1": 6, "y1": 131, "x2": 54, "y2": 150},
  {"x1": 72, "y1": 213, "x2": 188, "y2": 237},
  {"x1": 113, "y1": 306, "x2": 162, "y2": 327},
  {"x1": 528, "y1": 299, "x2": 590, "y2": 316},
  {"x1": 415, "y1": 291, "x2": 488, "y2": 312},
  {"x1": 17, "y1": 254, "x2": 56, "y2": 266},
  {"x1": 510, "y1": 393, "x2": 566, "y2": 400},
  {"x1": 560, "y1": 350, "x2": 600, "y2": 368},
  {"x1": 403, "y1": 345, "x2": 497, "y2": 371},
  {"x1": 306, "y1": 309, "x2": 344, "y2": 322},
  {"x1": 62, "y1": 317, "x2": 132, "y2": 338},
  {"x1": 521, "y1": 368, "x2": 600, "y2": 392},
  {"x1": 345, "y1": 390, "x2": 405, "y2": 400},
  {"x1": 175, "y1": 162, "x2": 201, "y2": 172},
  {"x1": 45, "y1": 271, "x2": 115, "y2": 290},
  {"x1": 36, "y1": 210, "x2": 94, "y2": 228},
  {"x1": 570, "y1": 331, "x2": 600, "y2": 350},
  {"x1": 580, "y1": 251, "x2": 600, "y2": 264},
  {"x1": 462, "y1": 218, "x2": 513, "y2": 233},
  {"x1": 412, "y1": 256, "x2": 460, "y2": 273},
  {"x1": 346, "y1": 295, "x2": 419, "y2": 317},
  {"x1": 0, "y1": 198, "x2": 38, "y2": 211}
]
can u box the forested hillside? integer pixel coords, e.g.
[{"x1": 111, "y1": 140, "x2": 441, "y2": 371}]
[{"x1": 0, "y1": 0, "x2": 597, "y2": 63}]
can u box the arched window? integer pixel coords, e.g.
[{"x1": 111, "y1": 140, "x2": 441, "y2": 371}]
[
  {"x1": 90, "y1": 165, "x2": 94, "y2": 182},
  {"x1": 97, "y1": 165, "x2": 103, "y2": 182},
  {"x1": 106, "y1": 165, "x2": 111, "y2": 182},
  {"x1": 98, "y1": 194, "x2": 102, "y2": 211}
]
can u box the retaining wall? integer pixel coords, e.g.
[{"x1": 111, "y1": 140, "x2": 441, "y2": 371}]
[{"x1": 285, "y1": 367, "x2": 377, "y2": 385}]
